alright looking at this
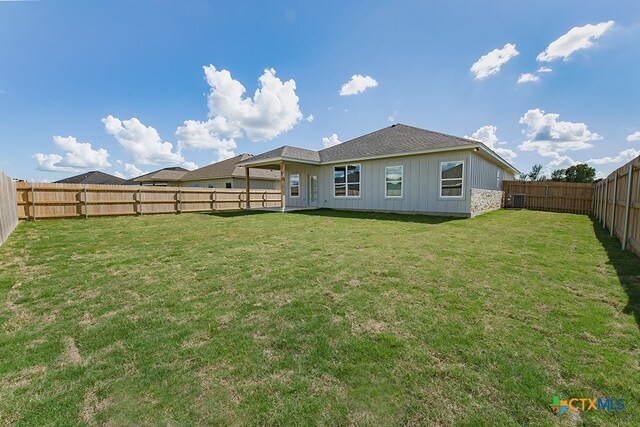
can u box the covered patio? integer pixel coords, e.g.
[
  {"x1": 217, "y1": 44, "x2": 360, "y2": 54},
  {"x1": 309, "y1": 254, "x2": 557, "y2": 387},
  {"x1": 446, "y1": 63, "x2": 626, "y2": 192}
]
[{"x1": 237, "y1": 146, "x2": 322, "y2": 212}]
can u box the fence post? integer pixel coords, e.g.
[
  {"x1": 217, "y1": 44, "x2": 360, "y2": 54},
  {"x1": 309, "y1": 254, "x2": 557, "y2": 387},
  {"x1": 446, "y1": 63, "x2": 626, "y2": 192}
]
[
  {"x1": 544, "y1": 185, "x2": 549, "y2": 211},
  {"x1": 603, "y1": 179, "x2": 608, "y2": 229},
  {"x1": 83, "y1": 185, "x2": 89, "y2": 218},
  {"x1": 600, "y1": 182, "x2": 605, "y2": 224},
  {"x1": 611, "y1": 173, "x2": 618, "y2": 236},
  {"x1": 177, "y1": 188, "x2": 182, "y2": 214},
  {"x1": 621, "y1": 163, "x2": 634, "y2": 251},
  {"x1": 137, "y1": 187, "x2": 142, "y2": 216},
  {"x1": 30, "y1": 182, "x2": 36, "y2": 220}
]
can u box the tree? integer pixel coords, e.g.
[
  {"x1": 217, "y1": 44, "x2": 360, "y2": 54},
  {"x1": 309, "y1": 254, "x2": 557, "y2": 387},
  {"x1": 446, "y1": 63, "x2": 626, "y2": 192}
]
[
  {"x1": 551, "y1": 169, "x2": 566, "y2": 181},
  {"x1": 528, "y1": 164, "x2": 544, "y2": 181},
  {"x1": 564, "y1": 164, "x2": 595, "y2": 183}
]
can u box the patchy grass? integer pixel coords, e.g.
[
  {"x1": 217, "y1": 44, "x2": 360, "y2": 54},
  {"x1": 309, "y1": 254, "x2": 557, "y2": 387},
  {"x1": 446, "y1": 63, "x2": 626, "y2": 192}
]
[{"x1": 0, "y1": 209, "x2": 639, "y2": 426}]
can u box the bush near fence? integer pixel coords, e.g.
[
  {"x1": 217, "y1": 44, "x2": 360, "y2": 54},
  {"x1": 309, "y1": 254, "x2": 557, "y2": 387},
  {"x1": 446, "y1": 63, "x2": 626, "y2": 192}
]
[
  {"x1": 0, "y1": 171, "x2": 19, "y2": 246},
  {"x1": 593, "y1": 155, "x2": 640, "y2": 256},
  {"x1": 502, "y1": 180, "x2": 594, "y2": 214},
  {"x1": 15, "y1": 182, "x2": 282, "y2": 220}
]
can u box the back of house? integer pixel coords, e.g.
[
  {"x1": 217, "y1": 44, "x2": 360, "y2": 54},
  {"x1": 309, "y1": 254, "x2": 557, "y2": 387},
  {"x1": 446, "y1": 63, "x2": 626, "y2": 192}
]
[{"x1": 238, "y1": 124, "x2": 519, "y2": 217}]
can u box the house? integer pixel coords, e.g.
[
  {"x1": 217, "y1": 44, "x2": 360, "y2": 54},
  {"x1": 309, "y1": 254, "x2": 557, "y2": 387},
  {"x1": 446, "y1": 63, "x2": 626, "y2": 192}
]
[
  {"x1": 128, "y1": 167, "x2": 189, "y2": 186},
  {"x1": 178, "y1": 154, "x2": 279, "y2": 189},
  {"x1": 236, "y1": 123, "x2": 520, "y2": 217},
  {"x1": 55, "y1": 171, "x2": 125, "y2": 185}
]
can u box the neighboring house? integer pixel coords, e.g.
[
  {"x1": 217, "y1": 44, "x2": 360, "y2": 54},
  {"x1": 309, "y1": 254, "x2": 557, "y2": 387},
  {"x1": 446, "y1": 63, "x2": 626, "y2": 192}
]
[
  {"x1": 128, "y1": 167, "x2": 189, "y2": 186},
  {"x1": 237, "y1": 123, "x2": 520, "y2": 217},
  {"x1": 178, "y1": 154, "x2": 279, "y2": 189},
  {"x1": 55, "y1": 171, "x2": 125, "y2": 185}
]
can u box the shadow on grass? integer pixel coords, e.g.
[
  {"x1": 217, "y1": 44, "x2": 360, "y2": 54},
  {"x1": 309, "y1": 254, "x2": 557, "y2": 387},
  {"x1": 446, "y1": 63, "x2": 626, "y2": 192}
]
[
  {"x1": 591, "y1": 217, "x2": 640, "y2": 329},
  {"x1": 203, "y1": 210, "x2": 273, "y2": 218},
  {"x1": 288, "y1": 208, "x2": 464, "y2": 225}
]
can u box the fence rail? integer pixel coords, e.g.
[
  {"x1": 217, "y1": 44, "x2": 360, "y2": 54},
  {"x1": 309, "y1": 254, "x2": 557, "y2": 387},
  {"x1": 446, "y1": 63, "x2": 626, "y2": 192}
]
[
  {"x1": 593, "y1": 156, "x2": 640, "y2": 256},
  {"x1": 0, "y1": 172, "x2": 18, "y2": 245},
  {"x1": 502, "y1": 180, "x2": 594, "y2": 214},
  {"x1": 15, "y1": 182, "x2": 282, "y2": 220}
]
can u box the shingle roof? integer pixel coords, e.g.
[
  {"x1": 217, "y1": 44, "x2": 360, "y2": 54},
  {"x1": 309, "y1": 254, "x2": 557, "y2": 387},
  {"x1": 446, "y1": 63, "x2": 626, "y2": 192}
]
[
  {"x1": 318, "y1": 124, "x2": 475, "y2": 162},
  {"x1": 55, "y1": 171, "x2": 125, "y2": 185},
  {"x1": 236, "y1": 123, "x2": 518, "y2": 173},
  {"x1": 133, "y1": 167, "x2": 189, "y2": 182},
  {"x1": 237, "y1": 146, "x2": 321, "y2": 165},
  {"x1": 180, "y1": 154, "x2": 280, "y2": 181}
]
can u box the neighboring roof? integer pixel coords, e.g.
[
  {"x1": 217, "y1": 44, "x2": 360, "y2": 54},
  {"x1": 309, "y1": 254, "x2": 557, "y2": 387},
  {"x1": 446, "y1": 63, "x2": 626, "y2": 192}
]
[
  {"x1": 133, "y1": 167, "x2": 189, "y2": 182},
  {"x1": 237, "y1": 123, "x2": 519, "y2": 174},
  {"x1": 180, "y1": 154, "x2": 280, "y2": 182},
  {"x1": 55, "y1": 171, "x2": 125, "y2": 185}
]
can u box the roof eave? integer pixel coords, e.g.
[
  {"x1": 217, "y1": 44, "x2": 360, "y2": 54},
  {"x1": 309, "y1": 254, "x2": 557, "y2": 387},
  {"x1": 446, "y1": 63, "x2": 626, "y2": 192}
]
[
  {"x1": 319, "y1": 145, "x2": 478, "y2": 165},
  {"x1": 237, "y1": 156, "x2": 321, "y2": 167},
  {"x1": 475, "y1": 145, "x2": 520, "y2": 175}
]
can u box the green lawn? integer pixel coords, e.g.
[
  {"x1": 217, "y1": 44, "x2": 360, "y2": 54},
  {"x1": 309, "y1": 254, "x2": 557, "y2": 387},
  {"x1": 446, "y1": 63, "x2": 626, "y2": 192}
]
[{"x1": 0, "y1": 209, "x2": 639, "y2": 426}]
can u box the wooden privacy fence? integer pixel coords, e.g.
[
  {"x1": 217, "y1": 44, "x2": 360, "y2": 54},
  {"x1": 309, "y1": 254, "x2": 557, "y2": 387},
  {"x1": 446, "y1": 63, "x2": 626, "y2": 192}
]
[
  {"x1": 502, "y1": 180, "x2": 594, "y2": 214},
  {"x1": 0, "y1": 171, "x2": 18, "y2": 246},
  {"x1": 593, "y1": 155, "x2": 640, "y2": 256},
  {"x1": 15, "y1": 182, "x2": 282, "y2": 220}
]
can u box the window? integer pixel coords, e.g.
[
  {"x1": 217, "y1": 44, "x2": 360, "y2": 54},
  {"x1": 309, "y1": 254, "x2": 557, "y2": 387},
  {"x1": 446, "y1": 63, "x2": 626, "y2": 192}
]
[
  {"x1": 496, "y1": 171, "x2": 501, "y2": 189},
  {"x1": 385, "y1": 166, "x2": 403, "y2": 197},
  {"x1": 189, "y1": 184, "x2": 200, "y2": 188},
  {"x1": 208, "y1": 183, "x2": 214, "y2": 189},
  {"x1": 225, "y1": 182, "x2": 232, "y2": 189},
  {"x1": 290, "y1": 174, "x2": 300, "y2": 197},
  {"x1": 440, "y1": 161, "x2": 464, "y2": 198},
  {"x1": 334, "y1": 164, "x2": 360, "y2": 197}
]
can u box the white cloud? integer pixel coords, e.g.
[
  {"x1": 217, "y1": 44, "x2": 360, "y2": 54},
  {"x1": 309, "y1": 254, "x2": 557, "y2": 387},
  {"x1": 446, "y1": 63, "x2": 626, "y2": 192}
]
[
  {"x1": 587, "y1": 148, "x2": 640, "y2": 165},
  {"x1": 537, "y1": 67, "x2": 553, "y2": 73},
  {"x1": 470, "y1": 43, "x2": 519, "y2": 80},
  {"x1": 537, "y1": 21, "x2": 615, "y2": 62},
  {"x1": 339, "y1": 74, "x2": 378, "y2": 96},
  {"x1": 204, "y1": 65, "x2": 302, "y2": 141},
  {"x1": 322, "y1": 133, "x2": 341, "y2": 148},
  {"x1": 182, "y1": 161, "x2": 199, "y2": 170},
  {"x1": 517, "y1": 73, "x2": 540, "y2": 84},
  {"x1": 541, "y1": 153, "x2": 579, "y2": 178},
  {"x1": 518, "y1": 109, "x2": 602, "y2": 156},
  {"x1": 102, "y1": 115, "x2": 185, "y2": 165},
  {"x1": 124, "y1": 163, "x2": 147, "y2": 177},
  {"x1": 626, "y1": 131, "x2": 640, "y2": 142},
  {"x1": 34, "y1": 135, "x2": 111, "y2": 172},
  {"x1": 465, "y1": 125, "x2": 517, "y2": 163},
  {"x1": 33, "y1": 154, "x2": 77, "y2": 172},
  {"x1": 388, "y1": 116, "x2": 396, "y2": 123},
  {"x1": 306, "y1": 114, "x2": 314, "y2": 123},
  {"x1": 175, "y1": 119, "x2": 237, "y2": 162}
]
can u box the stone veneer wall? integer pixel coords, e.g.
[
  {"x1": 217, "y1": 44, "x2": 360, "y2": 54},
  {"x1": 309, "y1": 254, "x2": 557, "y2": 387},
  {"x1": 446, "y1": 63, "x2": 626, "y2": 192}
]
[{"x1": 470, "y1": 188, "x2": 503, "y2": 217}]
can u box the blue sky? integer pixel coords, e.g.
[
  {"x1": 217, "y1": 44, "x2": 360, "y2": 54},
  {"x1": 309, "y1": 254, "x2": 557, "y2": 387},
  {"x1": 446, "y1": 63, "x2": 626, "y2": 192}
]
[{"x1": 1, "y1": 0, "x2": 640, "y2": 181}]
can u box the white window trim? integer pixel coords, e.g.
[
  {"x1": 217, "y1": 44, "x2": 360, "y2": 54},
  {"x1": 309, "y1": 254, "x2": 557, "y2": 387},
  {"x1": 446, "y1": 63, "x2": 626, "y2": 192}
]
[
  {"x1": 439, "y1": 160, "x2": 465, "y2": 199},
  {"x1": 289, "y1": 173, "x2": 300, "y2": 198},
  {"x1": 384, "y1": 165, "x2": 403, "y2": 198},
  {"x1": 333, "y1": 163, "x2": 361, "y2": 198}
]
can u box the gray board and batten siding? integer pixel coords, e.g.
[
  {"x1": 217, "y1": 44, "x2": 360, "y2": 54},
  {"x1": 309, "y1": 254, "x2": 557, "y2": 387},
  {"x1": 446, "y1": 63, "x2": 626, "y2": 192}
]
[{"x1": 283, "y1": 150, "x2": 510, "y2": 216}]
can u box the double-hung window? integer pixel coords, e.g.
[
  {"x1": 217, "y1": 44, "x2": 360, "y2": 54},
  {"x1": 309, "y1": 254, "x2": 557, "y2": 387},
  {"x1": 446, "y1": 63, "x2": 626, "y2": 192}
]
[
  {"x1": 334, "y1": 164, "x2": 360, "y2": 197},
  {"x1": 440, "y1": 161, "x2": 464, "y2": 198},
  {"x1": 289, "y1": 174, "x2": 300, "y2": 197},
  {"x1": 385, "y1": 166, "x2": 403, "y2": 197}
]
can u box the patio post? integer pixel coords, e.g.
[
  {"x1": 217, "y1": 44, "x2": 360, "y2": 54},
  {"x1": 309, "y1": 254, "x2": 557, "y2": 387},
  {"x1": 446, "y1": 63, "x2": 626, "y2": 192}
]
[
  {"x1": 280, "y1": 161, "x2": 286, "y2": 212},
  {"x1": 245, "y1": 167, "x2": 251, "y2": 209}
]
